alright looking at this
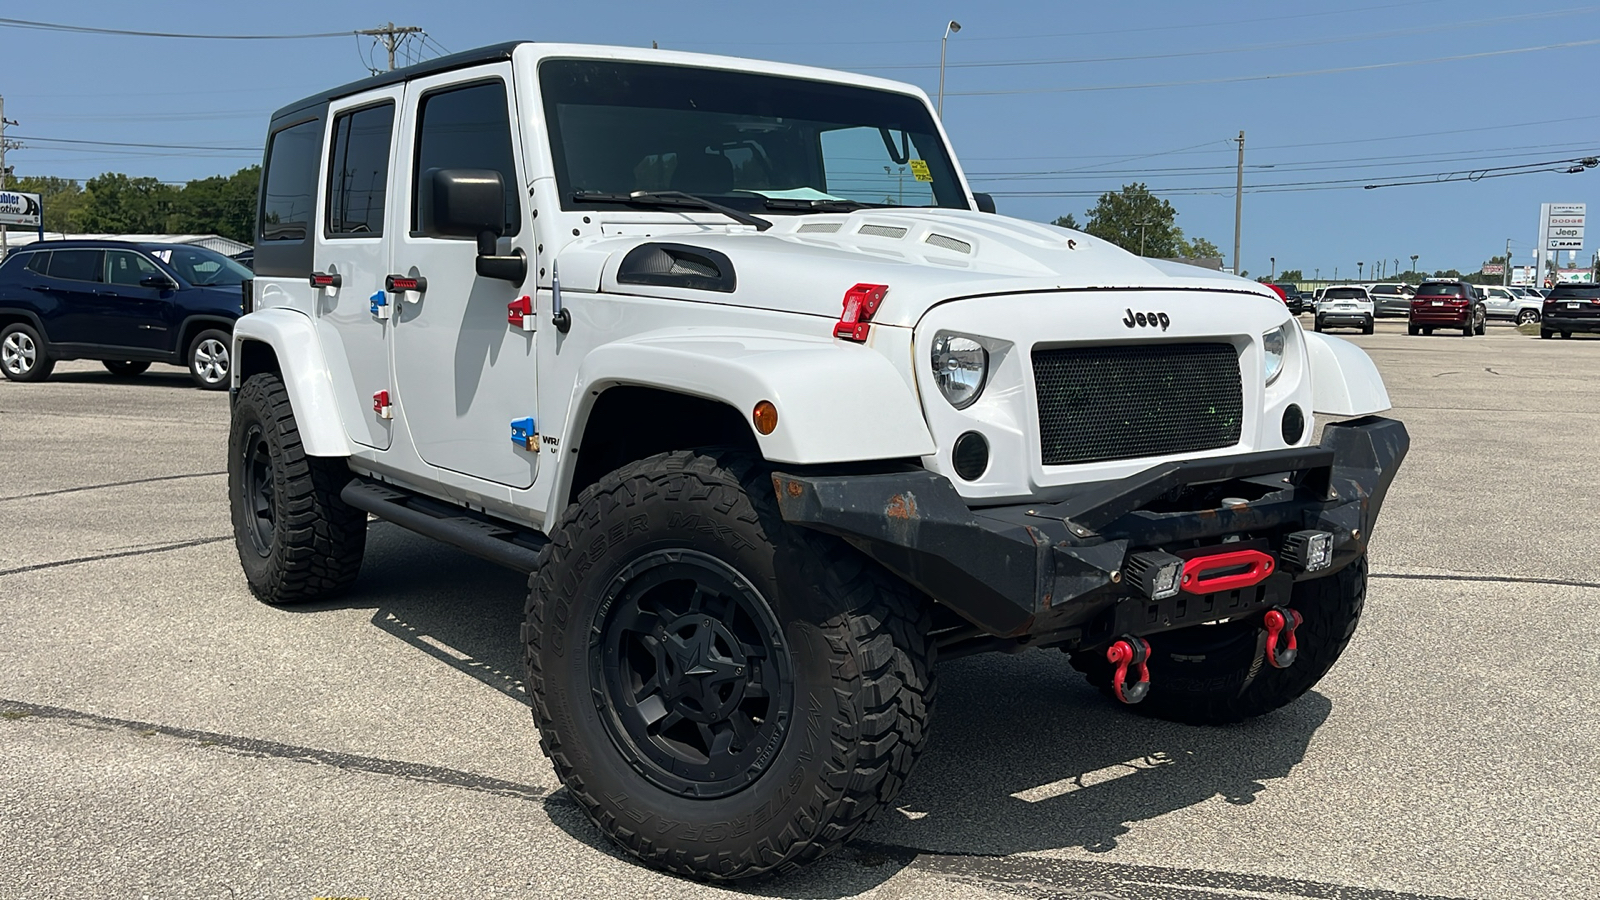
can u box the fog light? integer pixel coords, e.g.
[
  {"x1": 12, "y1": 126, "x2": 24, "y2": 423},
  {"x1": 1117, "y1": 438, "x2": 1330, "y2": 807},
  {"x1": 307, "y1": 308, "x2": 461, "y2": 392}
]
[
  {"x1": 952, "y1": 431, "x2": 989, "y2": 481},
  {"x1": 1282, "y1": 404, "x2": 1305, "y2": 444},
  {"x1": 1282, "y1": 530, "x2": 1334, "y2": 572},
  {"x1": 1125, "y1": 550, "x2": 1185, "y2": 600}
]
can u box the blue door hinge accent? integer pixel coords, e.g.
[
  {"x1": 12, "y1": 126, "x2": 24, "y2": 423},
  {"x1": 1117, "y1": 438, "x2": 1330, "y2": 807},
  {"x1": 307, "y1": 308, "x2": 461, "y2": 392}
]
[
  {"x1": 510, "y1": 417, "x2": 537, "y2": 450},
  {"x1": 370, "y1": 290, "x2": 390, "y2": 318}
]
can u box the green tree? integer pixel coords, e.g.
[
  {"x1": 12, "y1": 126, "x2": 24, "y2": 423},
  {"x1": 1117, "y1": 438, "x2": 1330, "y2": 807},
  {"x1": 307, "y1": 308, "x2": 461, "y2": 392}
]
[
  {"x1": 8, "y1": 175, "x2": 87, "y2": 232},
  {"x1": 1278, "y1": 269, "x2": 1304, "y2": 283},
  {"x1": 1175, "y1": 231, "x2": 1222, "y2": 260},
  {"x1": 169, "y1": 167, "x2": 258, "y2": 243},
  {"x1": 78, "y1": 173, "x2": 179, "y2": 233},
  {"x1": 1051, "y1": 213, "x2": 1079, "y2": 230},
  {"x1": 1080, "y1": 183, "x2": 1178, "y2": 257}
]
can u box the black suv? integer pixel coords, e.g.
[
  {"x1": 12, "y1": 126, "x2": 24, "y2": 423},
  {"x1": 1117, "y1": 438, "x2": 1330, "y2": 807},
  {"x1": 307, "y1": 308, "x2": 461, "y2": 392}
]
[
  {"x1": 0, "y1": 240, "x2": 246, "y2": 389},
  {"x1": 1540, "y1": 284, "x2": 1600, "y2": 339}
]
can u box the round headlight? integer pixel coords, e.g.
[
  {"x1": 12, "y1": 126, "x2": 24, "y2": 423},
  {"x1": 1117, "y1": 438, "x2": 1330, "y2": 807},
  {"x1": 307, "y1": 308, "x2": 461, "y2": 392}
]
[
  {"x1": 931, "y1": 334, "x2": 988, "y2": 409},
  {"x1": 1262, "y1": 324, "x2": 1288, "y2": 386}
]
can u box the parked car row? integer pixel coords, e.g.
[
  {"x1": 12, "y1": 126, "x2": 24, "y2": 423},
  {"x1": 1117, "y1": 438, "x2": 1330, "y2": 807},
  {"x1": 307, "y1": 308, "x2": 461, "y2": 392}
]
[{"x1": 0, "y1": 239, "x2": 248, "y2": 389}]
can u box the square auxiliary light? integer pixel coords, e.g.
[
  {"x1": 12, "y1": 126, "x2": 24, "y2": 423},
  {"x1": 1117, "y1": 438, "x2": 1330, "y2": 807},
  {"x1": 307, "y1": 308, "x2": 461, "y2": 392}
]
[
  {"x1": 1125, "y1": 550, "x2": 1186, "y2": 600},
  {"x1": 1282, "y1": 530, "x2": 1335, "y2": 573}
]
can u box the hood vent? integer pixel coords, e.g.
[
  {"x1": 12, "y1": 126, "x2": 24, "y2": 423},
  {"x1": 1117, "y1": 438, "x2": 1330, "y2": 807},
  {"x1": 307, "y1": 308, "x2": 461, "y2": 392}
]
[
  {"x1": 925, "y1": 233, "x2": 973, "y2": 254},
  {"x1": 858, "y1": 224, "x2": 908, "y2": 239},
  {"x1": 797, "y1": 222, "x2": 841, "y2": 234},
  {"x1": 616, "y1": 242, "x2": 736, "y2": 293}
]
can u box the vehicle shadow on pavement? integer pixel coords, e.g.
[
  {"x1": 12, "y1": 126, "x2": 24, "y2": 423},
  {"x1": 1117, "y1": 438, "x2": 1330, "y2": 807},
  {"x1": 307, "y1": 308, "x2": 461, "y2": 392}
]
[
  {"x1": 307, "y1": 526, "x2": 1332, "y2": 897},
  {"x1": 48, "y1": 369, "x2": 200, "y2": 389}
]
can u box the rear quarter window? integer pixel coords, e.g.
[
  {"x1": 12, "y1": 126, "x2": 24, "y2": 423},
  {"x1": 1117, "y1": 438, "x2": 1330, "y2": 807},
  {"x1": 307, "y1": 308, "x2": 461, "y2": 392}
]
[{"x1": 259, "y1": 118, "x2": 323, "y2": 242}]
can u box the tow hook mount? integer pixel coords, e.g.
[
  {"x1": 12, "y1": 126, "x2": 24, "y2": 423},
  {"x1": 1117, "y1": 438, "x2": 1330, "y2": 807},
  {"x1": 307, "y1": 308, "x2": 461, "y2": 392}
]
[
  {"x1": 1263, "y1": 605, "x2": 1303, "y2": 669},
  {"x1": 1106, "y1": 635, "x2": 1152, "y2": 704}
]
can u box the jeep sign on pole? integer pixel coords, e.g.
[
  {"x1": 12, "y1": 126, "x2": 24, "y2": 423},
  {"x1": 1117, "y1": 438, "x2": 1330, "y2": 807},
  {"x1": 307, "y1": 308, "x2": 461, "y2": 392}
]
[{"x1": 1539, "y1": 202, "x2": 1586, "y2": 251}]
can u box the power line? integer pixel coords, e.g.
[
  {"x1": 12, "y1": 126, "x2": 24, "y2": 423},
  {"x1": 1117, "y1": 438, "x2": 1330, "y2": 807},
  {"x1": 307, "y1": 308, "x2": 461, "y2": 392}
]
[
  {"x1": 0, "y1": 16, "x2": 352, "y2": 39},
  {"x1": 948, "y1": 37, "x2": 1600, "y2": 96},
  {"x1": 860, "y1": 6, "x2": 1600, "y2": 71},
  {"x1": 13, "y1": 134, "x2": 258, "y2": 152}
]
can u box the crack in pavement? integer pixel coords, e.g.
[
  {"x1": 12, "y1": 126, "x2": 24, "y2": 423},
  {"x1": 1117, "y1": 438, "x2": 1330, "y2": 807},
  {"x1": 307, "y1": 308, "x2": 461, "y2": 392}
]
[
  {"x1": 0, "y1": 699, "x2": 550, "y2": 802},
  {"x1": 1372, "y1": 571, "x2": 1600, "y2": 591},
  {"x1": 0, "y1": 536, "x2": 232, "y2": 578},
  {"x1": 4, "y1": 699, "x2": 1470, "y2": 899},
  {"x1": 0, "y1": 471, "x2": 226, "y2": 503}
]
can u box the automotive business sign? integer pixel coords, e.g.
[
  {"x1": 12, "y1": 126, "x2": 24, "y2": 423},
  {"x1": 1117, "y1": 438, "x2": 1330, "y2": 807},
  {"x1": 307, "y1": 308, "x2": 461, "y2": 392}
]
[
  {"x1": 0, "y1": 190, "x2": 42, "y2": 227},
  {"x1": 1541, "y1": 202, "x2": 1585, "y2": 250}
]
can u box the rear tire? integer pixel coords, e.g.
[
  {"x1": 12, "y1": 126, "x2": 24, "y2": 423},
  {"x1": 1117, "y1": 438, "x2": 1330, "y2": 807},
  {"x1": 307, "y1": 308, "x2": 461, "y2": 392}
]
[
  {"x1": 1313, "y1": 317, "x2": 1324, "y2": 333},
  {"x1": 525, "y1": 450, "x2": 935, "y2": 880},
  {"x1": 1563, "y1": 331, "x2": 1573, "y2": 339},
  {"x1": 187, "y1": 328, "x2": 232, "y2": 390},
  {"x1": 1517, "y1": 309, "x2": 1539, "y2": 325},
  {"x1": 1070, "y1": 557, "x2": 1368, "y2": 725},
  {"x1": 1541, "y1": 329, "x2": 1554, "y2": 339},
  {"x1": 228, "y1": 373, "x2": 366, "y2": 604},
  {"x1": 1362, "y1": 317, "x2": 1374, "y2": 335},
  {"x1": 0, "y1": 322, "x2": 54, "y2": 383},
  {"x1": 1423, "y1": 327, "x2": 1434, "y2": 335},
  {"x1": 1408, "y1": 324, "x2": 1420, "y2": 336},
  {"x1": 103, "y1": 360, "x2": 150, "y2": 377},
  {"x1": 1475, "y1": 316, "x2": 1486, "y2": 336}
]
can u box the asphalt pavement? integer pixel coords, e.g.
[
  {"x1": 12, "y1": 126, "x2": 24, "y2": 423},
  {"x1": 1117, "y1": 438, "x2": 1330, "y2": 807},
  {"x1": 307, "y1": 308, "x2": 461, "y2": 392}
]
[{"x1": 2, "y1": 321, "x2": 1596, "y2": 899}]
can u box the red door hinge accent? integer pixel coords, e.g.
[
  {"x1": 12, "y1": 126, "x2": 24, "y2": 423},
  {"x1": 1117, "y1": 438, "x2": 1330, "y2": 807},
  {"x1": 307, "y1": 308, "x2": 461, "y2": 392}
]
[
  {"x1": 508, "y1": 295, "x2": 533, "y2": 330},
  {"x1": 834, "y1": 283, "x2": 888, "y2": 342},
  {"x1": 372, "y1": 390, "x2": 393, "y2": 420}
]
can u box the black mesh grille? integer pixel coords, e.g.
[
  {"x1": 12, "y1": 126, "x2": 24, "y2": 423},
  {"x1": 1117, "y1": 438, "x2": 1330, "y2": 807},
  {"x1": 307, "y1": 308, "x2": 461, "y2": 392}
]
[{"x1": 1032, "y1": 343, "x2": 1243, "y2": 466}]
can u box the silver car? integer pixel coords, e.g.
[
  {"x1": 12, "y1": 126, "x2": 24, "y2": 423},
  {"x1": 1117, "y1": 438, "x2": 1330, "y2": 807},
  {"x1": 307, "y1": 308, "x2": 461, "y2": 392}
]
[{"x1": 1367, "y1": 283, "x2": 1415, "y2": 317}]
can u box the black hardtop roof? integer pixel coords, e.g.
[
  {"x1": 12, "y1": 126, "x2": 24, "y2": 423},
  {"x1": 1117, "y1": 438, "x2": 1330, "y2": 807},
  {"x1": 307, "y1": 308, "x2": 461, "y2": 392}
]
[{"x1": 270, "y1": 41, "x2": 524, "y2": 126}]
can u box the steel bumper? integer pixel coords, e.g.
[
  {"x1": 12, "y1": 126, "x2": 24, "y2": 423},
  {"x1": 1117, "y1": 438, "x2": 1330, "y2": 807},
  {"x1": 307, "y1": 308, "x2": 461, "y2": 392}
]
[{"x1": 773, "y1": 416, "x2": 1409, "y2": 641}]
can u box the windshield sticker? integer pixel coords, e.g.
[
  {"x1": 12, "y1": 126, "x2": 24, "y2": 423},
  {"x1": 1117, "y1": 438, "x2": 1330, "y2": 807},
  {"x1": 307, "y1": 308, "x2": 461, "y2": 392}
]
[{"x1": 908, "y1": 159, "x2": 933, "y2": 182}]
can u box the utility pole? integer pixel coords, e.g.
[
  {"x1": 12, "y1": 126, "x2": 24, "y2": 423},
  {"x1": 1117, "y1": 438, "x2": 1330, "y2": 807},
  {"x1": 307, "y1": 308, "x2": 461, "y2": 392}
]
[
  {"x1": 358, "y1": 22, "x2": 424, "y2": 72},
  {"x1": 0, "y1": 95, "x2": 21, "y2": 256},
  {"x1": 1504, "y1": 238, "x2": 1512, "y2": 287},
  {"x1": 1232, "y1": 130, "x2": 1244, "y2": 276}
]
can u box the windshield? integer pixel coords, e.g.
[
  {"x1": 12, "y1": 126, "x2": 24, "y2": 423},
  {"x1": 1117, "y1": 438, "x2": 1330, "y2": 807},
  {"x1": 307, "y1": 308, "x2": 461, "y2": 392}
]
[
  {"x1": 1325, "y1": 288, "x2": 1365, "y2": 299},
  {"x1": 153, "y1": 245, "x2": 253, "y2": 287},
  {"x1": 540, "y1": 59, "x2": 968, "y2": 212}
]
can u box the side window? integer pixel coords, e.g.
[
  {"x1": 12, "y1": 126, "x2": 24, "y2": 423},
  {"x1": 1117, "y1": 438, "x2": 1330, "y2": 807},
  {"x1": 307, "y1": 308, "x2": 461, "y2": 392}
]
[
  {"x1": 259, "y1": 118, "x2": 323, "y2": 242},
  {"x1": 326, "y1": 103, "x2": 395, "y2": 237},
  {"x1": 106, "y1": 251, "x2": 160, "y2": 287},
  {"x1": 413, "y1": 80, "x2": 520, "y2": 235},
  {"x1": 25, "y1": 252, "x2": 51, "y2": 274},
  {"x1": 47, "y1": 250, "x2": 104, "y2": 283}
]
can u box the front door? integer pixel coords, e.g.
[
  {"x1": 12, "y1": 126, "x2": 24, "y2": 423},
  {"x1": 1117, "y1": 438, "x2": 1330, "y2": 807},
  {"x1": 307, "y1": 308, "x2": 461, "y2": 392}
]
[
  {"x1": 314, "y1": 88, "x2": 403, "y2": 451},
  {"x1": 390, "y1": 66, "x2": 538, "y2": 488},
  {"x1": 1481, "y1": 286, "x2": 1514, "y2": 318},
  {"x1": 99, "y1": 250, "x2": 176, "y2": 353}
]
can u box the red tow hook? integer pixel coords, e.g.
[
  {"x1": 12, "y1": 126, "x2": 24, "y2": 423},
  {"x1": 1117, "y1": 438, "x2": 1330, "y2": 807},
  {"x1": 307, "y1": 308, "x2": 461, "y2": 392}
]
[
  {"x1": 1106, "y1": 636, "x2": 1152, "y2": 704},
  {"x1": 1263, "y1": 605, "x2": 1304, "y2": 669}
]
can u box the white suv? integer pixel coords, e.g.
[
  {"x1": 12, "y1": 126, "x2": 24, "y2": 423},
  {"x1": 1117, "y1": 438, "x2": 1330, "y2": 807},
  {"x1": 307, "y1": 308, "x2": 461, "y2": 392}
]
[
  {"x1": 228, "y1": 41, "x2": 1408, "y2": 880},
  {"x1": 1477, "y1": 284, "x2": 1542, "y2": 324},
  {"x1": 1314, "y1": 286, "x2": 1375, "y2": 333}
]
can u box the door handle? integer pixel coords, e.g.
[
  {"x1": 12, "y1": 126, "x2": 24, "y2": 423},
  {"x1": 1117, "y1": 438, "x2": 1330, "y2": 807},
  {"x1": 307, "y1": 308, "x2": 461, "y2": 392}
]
[
  {"x1": 310, "y1": 272, "x2": 343, "y2": 289},
  {"x1": 385, "y1": 274, "x2": 427, "y2": 295}
]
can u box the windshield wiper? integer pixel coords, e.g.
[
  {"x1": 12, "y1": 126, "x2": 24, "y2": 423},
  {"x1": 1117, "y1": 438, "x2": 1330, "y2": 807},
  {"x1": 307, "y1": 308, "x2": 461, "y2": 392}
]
[
  {"x1": 571, "y1": 190, "x2": 772, "y2": 231},
  {"x1": 759, "y1": 197, "x2": 880, "y2": 213}
]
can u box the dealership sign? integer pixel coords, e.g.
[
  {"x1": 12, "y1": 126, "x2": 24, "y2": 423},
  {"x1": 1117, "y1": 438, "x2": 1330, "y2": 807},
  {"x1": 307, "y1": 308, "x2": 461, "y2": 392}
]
[
  {"x1": 1540, "y1": 202, "x2": 1586, "y2": 250},
  {"x1": 1481, "y1": 263, "x2": 1505, "y2": 276},
  {"x1": 0, "y1": 191, "x2": 42, "y2": 227}
]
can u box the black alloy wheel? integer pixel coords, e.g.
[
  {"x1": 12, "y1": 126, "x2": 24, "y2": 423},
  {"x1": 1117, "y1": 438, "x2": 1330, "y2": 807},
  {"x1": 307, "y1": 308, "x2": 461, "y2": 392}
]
[
  {"x1": 592, "y1": 550, "x2": 793, "y2": 799},
  {"x1": 240, "y1": 421, "x2": 277, "y2": 558}
]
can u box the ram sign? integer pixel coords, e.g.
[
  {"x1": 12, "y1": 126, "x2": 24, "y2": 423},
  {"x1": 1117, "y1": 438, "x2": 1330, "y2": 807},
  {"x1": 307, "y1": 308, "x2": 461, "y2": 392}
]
[
  {"x1": 1540, "y1": 202, "x2": 1586, "y2": 251},
  {"x1": 0, "y1": 191, "x2": 42, "y2": 228}
]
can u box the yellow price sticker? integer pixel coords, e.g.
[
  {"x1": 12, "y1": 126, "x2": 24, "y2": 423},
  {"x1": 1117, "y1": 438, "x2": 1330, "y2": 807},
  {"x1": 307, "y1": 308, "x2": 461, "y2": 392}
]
[{"x1": 908, "y1": 159, "x2": 933, "y2": 182}]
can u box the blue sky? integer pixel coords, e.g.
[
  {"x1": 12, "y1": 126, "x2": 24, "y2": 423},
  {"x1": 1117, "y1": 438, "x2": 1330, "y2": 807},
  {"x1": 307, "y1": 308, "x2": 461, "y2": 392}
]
[{"x1": 5, "y1": 0, "x2": 1597, "y2": 279}]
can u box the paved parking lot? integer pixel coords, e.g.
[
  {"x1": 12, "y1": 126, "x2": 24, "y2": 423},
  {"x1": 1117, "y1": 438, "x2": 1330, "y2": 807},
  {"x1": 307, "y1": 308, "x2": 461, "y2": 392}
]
[{"x1": 3, "y1": 320, "x2": 1597, "y2": 900}]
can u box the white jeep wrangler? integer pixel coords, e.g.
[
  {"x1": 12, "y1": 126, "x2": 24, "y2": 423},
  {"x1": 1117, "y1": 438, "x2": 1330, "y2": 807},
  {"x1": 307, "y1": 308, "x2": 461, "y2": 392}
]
[{"x1": 229, "y1": 42, "x2": 1409, "y2": 880}]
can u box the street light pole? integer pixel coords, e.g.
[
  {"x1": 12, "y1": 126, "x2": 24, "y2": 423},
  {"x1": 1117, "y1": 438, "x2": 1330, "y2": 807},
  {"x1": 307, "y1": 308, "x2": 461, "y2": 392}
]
[
  {"x1": 1504, "y1": 238, "x2": 1512, "y2": 287},
  {"x1": 1411, "y1": 254, "x2": 1419, "y2": 276},
  {"x1": 1232, "y1": 130, "x2": 1245, "y2": 276},
  {"x1": 1358, "y1": 261, "x2": 1364, "y2": 281},
  {"x1": 1270, "y1": 256, "x2": 1275, "y2": 279},
  {"x1": 937, "y1": 21, "x2": 961, "y2": 118}
]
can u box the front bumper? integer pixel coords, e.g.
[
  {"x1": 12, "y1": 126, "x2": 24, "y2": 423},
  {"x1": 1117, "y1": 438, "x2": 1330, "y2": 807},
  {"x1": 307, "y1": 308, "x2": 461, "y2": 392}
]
[{"x1": 774, "y1": 416, "x2": 1408, "y2": 646}]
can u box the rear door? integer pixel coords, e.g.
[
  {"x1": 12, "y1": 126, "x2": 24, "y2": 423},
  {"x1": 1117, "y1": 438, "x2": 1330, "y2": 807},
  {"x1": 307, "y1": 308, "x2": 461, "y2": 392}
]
[
  {"x1": 41, "y1": 249, "x2": 107, "y2": 345},
  {"x1": 313, "y1": 89, "x2": 402, "y2": 451},
  {"x1": 390, "y1": 66, "x2": 539, "y2": 488}
]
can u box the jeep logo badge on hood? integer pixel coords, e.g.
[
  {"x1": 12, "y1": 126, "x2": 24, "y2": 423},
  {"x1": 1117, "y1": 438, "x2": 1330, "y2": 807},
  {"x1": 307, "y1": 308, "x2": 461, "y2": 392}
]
[{"x1": 1123, "y1": 309, "x2": 1171, "y2": 330}]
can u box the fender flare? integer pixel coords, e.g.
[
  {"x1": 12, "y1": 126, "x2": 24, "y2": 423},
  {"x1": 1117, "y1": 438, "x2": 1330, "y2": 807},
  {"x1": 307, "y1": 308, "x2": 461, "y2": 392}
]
[
  {"x1": 231, "y1": 308, "x2": 353, "y2": 458},
  {"x1": 558, "y1": 328, "x2": 934, "y2": 470},
  {"x1": 1302, "y1": 331, "x2": 1392, "y2": 416}
]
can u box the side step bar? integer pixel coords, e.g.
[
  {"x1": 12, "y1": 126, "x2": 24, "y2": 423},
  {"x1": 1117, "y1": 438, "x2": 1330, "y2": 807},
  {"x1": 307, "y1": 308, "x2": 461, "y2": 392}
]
[{"x1": 340, "y1": 479, "x2": 547, "y2": 573}]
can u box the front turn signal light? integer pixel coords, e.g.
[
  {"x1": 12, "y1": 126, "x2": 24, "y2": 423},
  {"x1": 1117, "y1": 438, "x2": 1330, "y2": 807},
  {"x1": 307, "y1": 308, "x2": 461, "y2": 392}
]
[{"x1": 752, "y1": 400, "x2": 778, "y2": 435}]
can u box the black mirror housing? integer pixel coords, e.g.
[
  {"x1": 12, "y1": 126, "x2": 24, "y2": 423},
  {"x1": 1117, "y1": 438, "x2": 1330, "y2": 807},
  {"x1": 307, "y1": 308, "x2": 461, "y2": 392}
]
[
  {"x1": 972, "y1": 192, "x2": 997, "y2": 214},
  {"x1": 140, "y1": 274, "x2": 177, "y2": 290},
  {"x1": 420, "y1": 168, "x2": 506, "y2": 241}
]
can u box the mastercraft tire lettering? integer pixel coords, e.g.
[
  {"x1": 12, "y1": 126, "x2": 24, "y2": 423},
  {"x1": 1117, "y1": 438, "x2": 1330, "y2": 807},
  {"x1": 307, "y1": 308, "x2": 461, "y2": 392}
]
[{"x1": 524, "y1": 451, "x2": 935, "y2": 880}]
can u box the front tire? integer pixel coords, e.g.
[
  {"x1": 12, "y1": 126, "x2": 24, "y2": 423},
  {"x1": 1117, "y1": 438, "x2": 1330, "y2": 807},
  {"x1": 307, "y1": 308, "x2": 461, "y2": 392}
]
[
  {"x1": 525, "y1": 450, "x2": 935, "y2": 880},
  {"x1": 228, "y1": 373, "x2": 366, "y2": 604},
  {"x1": 1, "y1": 322, "x2": 55, "y2": 383},
  {"x1": 1071, "y1": 557, "x2": 1369, "y2": 725},
  {"x1": 187, "y1": 328, "x2": 232, "y2": 390}
]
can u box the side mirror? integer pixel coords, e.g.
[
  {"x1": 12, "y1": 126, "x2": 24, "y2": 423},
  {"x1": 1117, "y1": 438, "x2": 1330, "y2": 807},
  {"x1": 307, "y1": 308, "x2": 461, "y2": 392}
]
[
  {"x1": 420, "y1": 167, "x2": 526, "y2": 284},
  {"x1": 140, "y1": 274, "x2": 177, "y2": 290},
  {"x1": 972, "y1": 192, "x2": 997, "y2": 214}
]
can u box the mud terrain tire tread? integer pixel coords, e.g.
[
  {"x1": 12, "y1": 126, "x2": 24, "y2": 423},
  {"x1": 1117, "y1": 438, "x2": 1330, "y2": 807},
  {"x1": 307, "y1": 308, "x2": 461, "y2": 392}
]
[
  {"x1": 523, "y1": 449, "x2": 935, "y2": 880},
  {"x1": 229, "y1": 373, "x2": 366, "y2": 604}
]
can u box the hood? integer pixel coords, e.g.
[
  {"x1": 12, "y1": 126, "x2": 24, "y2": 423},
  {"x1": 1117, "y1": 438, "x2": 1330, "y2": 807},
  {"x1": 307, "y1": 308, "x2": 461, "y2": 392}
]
[{"x1": 557, "y1": 208, "x2": 1273, "y2": 327}]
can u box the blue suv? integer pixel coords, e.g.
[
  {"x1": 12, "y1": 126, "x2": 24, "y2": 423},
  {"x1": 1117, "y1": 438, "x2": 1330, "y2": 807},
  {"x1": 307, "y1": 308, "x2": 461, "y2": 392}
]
[{"x1": 0, "y1": 240, "x2": 246, "y2": 389}]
